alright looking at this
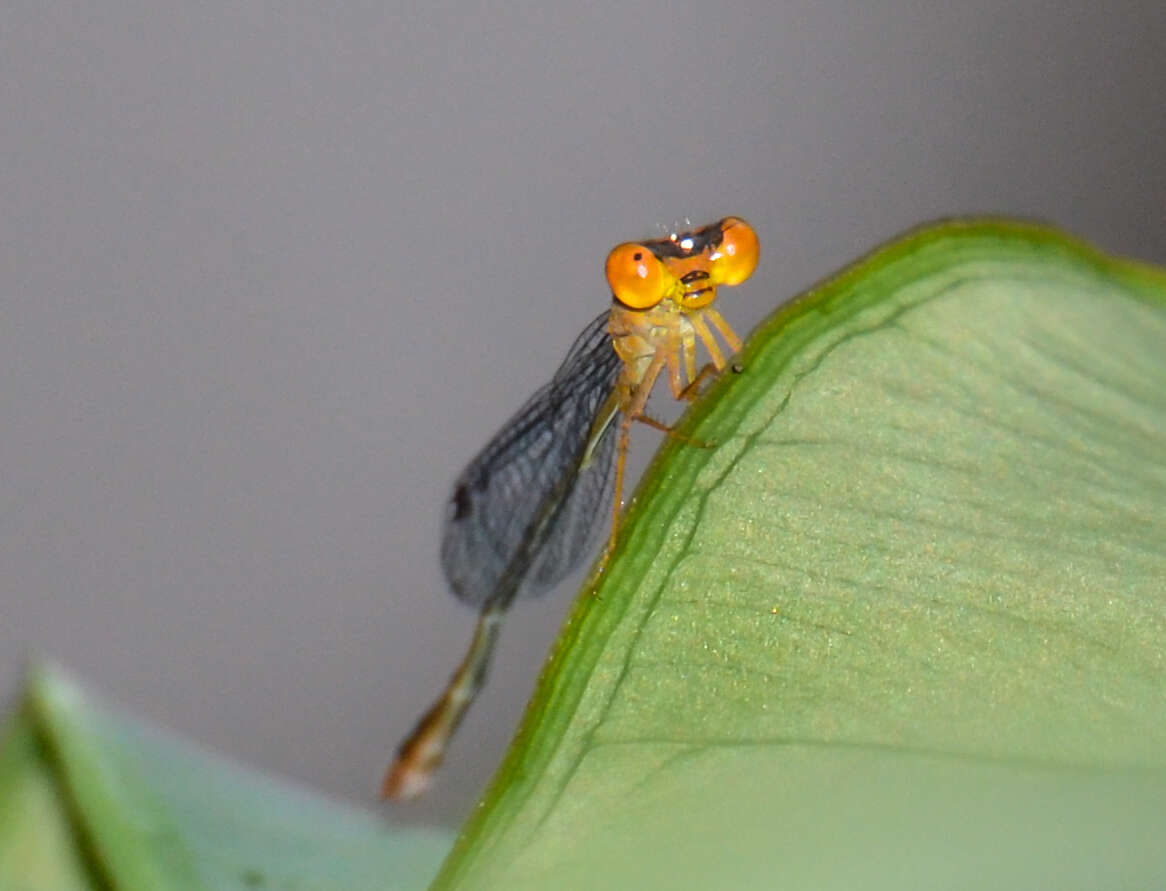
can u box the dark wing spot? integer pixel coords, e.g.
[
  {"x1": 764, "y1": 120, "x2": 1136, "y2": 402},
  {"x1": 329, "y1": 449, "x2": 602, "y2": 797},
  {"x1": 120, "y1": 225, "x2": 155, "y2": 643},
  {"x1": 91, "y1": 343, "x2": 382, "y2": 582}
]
[{"x1": 451, "y1": 484, "x2": 473, "y2": 521}]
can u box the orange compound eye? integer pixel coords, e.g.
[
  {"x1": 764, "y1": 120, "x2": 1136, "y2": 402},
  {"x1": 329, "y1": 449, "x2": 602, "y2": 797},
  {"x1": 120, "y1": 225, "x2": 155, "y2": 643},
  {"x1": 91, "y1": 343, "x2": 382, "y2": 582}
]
[
  {"x1": 606, "y1": 242, "x2": 672, "y2": 309},
  {"x1": 710, "y1": 217, "x2": 760, "y2": 286}
]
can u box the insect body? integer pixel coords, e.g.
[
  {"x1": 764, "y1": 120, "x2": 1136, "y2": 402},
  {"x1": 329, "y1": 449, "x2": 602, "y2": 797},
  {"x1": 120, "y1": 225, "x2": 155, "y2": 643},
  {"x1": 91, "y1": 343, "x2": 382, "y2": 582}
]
[{"x1": 383, "y1": 217, "x2": 760, "y2": 799}]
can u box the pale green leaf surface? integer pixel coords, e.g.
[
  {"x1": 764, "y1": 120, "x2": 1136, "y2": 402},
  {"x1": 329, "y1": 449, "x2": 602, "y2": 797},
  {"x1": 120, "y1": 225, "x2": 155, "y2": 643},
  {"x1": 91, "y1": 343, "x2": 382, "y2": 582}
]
[
  {"x1": 436, "y1": 221, "x2": 1166, "y2": 889},
  {"x1": 0, "y1": 709, "x2": 98, "y2": 891},
  {"x1": 1, "y1": 666, "x2": 453, "y2": 890}
]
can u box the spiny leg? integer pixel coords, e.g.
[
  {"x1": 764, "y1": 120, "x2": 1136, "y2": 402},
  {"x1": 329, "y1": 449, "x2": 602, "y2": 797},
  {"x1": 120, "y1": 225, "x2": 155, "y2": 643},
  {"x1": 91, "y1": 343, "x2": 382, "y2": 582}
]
[
  {"x1": 703, "y1": 307, "x2": 744, "y2": 354},
  {"x1": 382, "y1": 602, "x2": 504, "y2": 800},
  {"x1": 633, "y1": 412, "x2": 713, "y2": 448},
  {"x1": 678, "y1": 307, "x2": 746, "y2": 400},
  {"x1": 604, "y1": 412, "x2": 633, "y2": 569},
  {"x1": 678, "y1": 361, "x2": 718, "y2": 401},
  {"x1": 688, "y1": 312, "x2": 726, "y2": 370},
  {"x1": 666, "y1": 336, "x2": 685, "y2": 401},
  {"x1": 682, "y1": 321, "x2": 698, "y2": 386},
  {"x1": 604, "y1": 350, "x2": 669, "y2": 562}
]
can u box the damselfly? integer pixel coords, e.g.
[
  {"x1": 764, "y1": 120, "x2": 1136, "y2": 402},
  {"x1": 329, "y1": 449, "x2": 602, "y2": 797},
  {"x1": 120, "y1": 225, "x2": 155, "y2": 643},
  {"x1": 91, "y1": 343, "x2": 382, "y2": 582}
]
[{"x1": 383, "y1": 216, "x2": 760, "y2": 799}]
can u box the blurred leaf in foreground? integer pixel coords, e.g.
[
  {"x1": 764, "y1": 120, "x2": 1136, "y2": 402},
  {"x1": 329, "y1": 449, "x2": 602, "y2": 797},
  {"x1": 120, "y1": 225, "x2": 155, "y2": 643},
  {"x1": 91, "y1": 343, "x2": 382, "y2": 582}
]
[{"x1": 0, "y1": 665, "x2": 452, "y2": 890}]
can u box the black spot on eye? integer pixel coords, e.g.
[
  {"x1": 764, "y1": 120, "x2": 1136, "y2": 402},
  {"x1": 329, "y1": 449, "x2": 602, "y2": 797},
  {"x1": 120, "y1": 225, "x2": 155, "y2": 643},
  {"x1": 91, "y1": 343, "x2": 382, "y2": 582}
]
[{"x1": 633, "y1": 251, "x2": 643, "y2": 261}]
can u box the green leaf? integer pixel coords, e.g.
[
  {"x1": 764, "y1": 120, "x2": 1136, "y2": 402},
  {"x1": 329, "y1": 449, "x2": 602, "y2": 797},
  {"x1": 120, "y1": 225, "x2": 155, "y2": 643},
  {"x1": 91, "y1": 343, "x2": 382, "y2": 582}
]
[
  {"x1": 435, "y1": 220, "x2": 1166, "y2": 889},
  {"x1": 0, "y1": 707, "x2": 98, "y2": 891},
  {"x1": 0, "y1": 665, "x2": 453, "y2": 890}
]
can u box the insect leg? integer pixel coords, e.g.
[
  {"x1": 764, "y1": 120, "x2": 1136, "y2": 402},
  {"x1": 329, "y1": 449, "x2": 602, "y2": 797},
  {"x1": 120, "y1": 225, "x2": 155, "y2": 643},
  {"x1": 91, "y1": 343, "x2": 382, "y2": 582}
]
[
  {"x1": 666, "y1": 336, "x2": 685, "y2": 399},
  {"x1": 677, "y1": 363, "x2": 716, "y2": 401},
  {"x1": 680, "y1": 308, "x2": 746, "y2": 400},
  {"x1": 682, "y1": 320, "x2": 698, "y2": 387},
  {"x1": 629, "y1": 408, "x2": 713, "y2": 448},
  {"x1": 606, "y1": 349, "x2": 669, "y2": 559},
  {"x1": 688, "y1": 312, "x2": 726, "y2": 370},
  {"x1": 702, "y1": 307, "x2": 744, "y2": 355}
]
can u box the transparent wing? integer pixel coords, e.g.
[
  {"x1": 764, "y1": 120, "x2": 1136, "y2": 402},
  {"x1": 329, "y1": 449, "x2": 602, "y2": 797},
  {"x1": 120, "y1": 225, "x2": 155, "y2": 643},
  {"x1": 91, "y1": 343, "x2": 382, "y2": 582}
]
[{"x1": 439, "y1": 311, "x2": 622, "y2": 609}]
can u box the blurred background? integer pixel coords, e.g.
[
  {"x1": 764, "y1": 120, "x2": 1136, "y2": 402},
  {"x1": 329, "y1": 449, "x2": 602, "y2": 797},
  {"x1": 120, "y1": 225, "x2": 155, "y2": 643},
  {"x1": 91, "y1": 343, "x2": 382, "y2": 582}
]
[{"x1": 3, "y1": 1, "x2": 1164, "y2": 826}]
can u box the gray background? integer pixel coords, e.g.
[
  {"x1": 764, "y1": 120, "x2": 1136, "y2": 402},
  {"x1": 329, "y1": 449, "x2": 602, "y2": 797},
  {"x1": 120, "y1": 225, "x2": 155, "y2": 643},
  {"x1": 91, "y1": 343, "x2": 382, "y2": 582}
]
[{"x1": 3, "y1": 2, "x2": 1164, "y2": 826}]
